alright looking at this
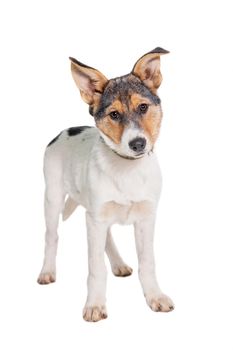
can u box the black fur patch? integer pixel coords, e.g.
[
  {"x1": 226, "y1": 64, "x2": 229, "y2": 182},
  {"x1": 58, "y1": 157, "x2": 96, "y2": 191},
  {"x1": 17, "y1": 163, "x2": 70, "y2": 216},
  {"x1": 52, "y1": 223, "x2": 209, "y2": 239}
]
[
  {"x1": 134, "y1": 48, "x2": 170, "y2": 64},
  {"x1": 89, "y1": 106, "x2": 94, "y2": 116},
  {"x1": 67, "y1": 126, "x2": 92, "y2": 136},
  {"x1": 69, "y1": 57, "x2": 96, "y2": 71},
  {"x1": 47, "y1": 132, "x2": 62, "y2": 147},
  {"x1": 149, "y1": 47, "x2": 169, "y2": 54}
]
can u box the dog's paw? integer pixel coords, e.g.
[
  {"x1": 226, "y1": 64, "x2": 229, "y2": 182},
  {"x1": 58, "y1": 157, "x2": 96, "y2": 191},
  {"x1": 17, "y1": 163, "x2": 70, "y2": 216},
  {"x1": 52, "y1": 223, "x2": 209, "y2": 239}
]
[
  {"x1": 112, "y1": 264, "x2": 133, "y2": 277},
  {"x1": 147, "y1": 294, "x2": 175, "y2": 312},
  {"x1": 37, "y1": 272, "x2": 56, "y2": 285},
  {"x1": 83, "y1": 305, "x2": 108, "y2": 322}
]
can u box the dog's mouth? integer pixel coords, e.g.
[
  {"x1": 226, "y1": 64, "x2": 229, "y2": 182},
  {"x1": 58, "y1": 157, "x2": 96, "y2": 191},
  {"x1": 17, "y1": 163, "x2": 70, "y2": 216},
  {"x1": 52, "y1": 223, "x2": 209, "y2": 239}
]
[
  {"x1": 100, "y1": 136, "x2": 152, "y2": 160},
  {"x1": 134, "y1": 152, "x2": 145, "y2": 158},
  {"x1": 112, "y1": 149, "x2": 148, "y2": 160}
]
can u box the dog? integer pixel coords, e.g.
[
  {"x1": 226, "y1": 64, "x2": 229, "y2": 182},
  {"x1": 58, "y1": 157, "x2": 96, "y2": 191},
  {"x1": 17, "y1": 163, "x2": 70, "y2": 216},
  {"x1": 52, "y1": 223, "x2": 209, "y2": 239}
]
[{"x1": 37, "y1": 47, "x2": 174, "y2": 322}]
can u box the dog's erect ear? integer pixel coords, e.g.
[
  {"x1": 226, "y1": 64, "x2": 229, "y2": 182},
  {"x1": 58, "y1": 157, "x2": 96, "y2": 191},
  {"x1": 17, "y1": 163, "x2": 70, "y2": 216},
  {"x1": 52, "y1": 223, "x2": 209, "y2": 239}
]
[
  {"x1": 69, "y1": 57, "x2": 108, "y2": 105},
  {"x1": 132, "y1": 47, "x2": 169, "y2": 93}
]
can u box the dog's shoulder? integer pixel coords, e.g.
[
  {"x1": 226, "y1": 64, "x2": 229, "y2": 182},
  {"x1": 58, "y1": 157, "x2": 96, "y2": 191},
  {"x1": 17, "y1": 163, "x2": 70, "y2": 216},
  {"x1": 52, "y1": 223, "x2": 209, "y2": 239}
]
[{"x1": 46, "y1": 126, "x2": 97, "y2": 148}]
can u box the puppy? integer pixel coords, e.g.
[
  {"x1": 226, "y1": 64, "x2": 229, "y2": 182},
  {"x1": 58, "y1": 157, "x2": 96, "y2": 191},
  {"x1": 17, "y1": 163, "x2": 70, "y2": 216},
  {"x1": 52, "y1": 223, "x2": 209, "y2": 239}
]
[{"x1": 37, "y1": 47, "x2": 174, "y2": 322}]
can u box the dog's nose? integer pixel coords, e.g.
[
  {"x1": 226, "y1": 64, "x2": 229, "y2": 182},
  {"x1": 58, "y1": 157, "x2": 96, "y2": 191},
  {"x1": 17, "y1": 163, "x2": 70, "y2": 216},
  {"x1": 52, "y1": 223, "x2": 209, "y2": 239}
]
[{"x1": 128, "y1": 137, "x2": 146, "y2": 153}]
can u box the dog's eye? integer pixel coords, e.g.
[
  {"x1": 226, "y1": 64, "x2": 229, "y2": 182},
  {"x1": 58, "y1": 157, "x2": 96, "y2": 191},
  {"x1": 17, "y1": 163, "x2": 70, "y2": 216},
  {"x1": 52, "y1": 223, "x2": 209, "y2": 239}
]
[
  {"x1": 138, "y1": 104, "x2": 148, "y2": 113},
  {"x1": 109, "y1": 111, "x2": 121, "y2": 121}
]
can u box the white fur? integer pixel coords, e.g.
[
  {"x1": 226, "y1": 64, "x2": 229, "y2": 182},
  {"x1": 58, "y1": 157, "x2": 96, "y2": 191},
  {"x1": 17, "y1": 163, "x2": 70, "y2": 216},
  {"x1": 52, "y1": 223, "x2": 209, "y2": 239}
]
[{"x1": 38, "y1": 127, "x2": 174, "y2": 321}]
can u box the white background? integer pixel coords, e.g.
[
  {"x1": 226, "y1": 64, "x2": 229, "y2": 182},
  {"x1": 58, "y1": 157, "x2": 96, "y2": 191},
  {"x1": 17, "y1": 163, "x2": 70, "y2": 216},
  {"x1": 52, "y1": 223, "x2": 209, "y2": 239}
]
[{"x1": 0, "y1": 0, "x2": 233, "y2": 349}]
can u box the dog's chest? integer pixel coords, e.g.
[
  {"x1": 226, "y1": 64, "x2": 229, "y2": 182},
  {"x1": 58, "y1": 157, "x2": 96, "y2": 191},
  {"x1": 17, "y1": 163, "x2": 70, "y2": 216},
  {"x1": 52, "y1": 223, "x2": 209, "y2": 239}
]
[
  {"x1": 112, "y1": 172, "x2": 150, "y2": 203},
  {"x1": 96, "y1": 167, "x2": 161, "y2": 224},
  {"x1": 92, "y1": 162, "x2": 160, "y2": 205}
]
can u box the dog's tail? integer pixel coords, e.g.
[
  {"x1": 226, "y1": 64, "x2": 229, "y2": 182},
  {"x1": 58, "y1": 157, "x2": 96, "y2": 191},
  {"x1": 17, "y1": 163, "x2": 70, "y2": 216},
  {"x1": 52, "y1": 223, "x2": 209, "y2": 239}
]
[{"x1": 62, "y1": 196, "x2": 79, "y2": 221}]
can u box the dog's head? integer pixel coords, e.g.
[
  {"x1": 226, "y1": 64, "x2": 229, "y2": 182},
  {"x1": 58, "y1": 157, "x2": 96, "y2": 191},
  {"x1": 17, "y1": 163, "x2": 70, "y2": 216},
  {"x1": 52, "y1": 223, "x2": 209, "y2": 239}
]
[{"x1": 70, "y1": 47, "x2": 169, "y2": 159}]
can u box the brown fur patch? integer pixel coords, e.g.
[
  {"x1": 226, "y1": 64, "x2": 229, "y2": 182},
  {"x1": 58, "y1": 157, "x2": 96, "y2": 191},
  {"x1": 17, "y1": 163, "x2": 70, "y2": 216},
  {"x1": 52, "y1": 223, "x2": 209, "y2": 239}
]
[
  {"x1": 97, "y1": 99, "x2": 126, "y2": 144},
  {"x1": 100, "y1": 200, "x2": 155, "y2": 221},
  {"x1": 138, "y1": 105, "x2": 162, "y2": 144},
  {"x1": 130, "y1": 93, "x2": 162, "y2": 144},
  {"x1": 97, "y1": 115, "x2": 124, "y2": 144},
  {"x1": 106, "y1": 99, "x2": 125, "y2": 115},
  {"x1": 130, "y1": 93, "x2": 151, "y2": 110}
]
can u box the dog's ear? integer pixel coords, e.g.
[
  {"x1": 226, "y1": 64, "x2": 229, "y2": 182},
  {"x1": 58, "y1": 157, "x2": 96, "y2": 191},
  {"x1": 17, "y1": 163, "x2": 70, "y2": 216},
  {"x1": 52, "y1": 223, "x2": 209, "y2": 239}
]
[
  {"x1": 69, "y1": 57, "x2": 108, "y2": 105},
  {"x1": 132, "y1": 47, "x2": 169, "y2": 93}
]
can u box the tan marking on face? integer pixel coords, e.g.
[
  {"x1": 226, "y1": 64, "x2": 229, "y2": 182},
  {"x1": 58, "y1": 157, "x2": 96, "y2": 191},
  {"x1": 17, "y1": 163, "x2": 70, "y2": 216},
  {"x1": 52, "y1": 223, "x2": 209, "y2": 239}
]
[
  {"x1": 96, "y1": 99, "x2": 127, "y2": 144},
  {"x1": 106, "y1": 100, "x2": 125, "y2": 115},
  {"x1": 138, "y1": 105, "x2": 162, "y2": 144},
  {"x1": 97, "y1": 115, "x2": 124, "y2": 144},
  {"x1": 129, "y1": 93, "x2": 162, "y2": 144},
  {"x1": 130, "y1": 93, "x2": 151, "y2": 111}
]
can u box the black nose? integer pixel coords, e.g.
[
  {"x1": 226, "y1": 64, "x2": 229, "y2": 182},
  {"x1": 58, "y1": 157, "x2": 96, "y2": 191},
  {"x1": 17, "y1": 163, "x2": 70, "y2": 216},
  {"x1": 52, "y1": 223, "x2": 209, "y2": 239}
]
[{"x1": 128, "y1": 137, "x2": 146, "y2": 153}]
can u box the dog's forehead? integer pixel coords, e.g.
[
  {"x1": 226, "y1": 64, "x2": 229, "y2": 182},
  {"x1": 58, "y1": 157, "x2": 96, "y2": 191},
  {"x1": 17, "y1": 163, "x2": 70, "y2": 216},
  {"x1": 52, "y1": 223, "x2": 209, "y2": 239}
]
[
  {"x1": 95, "y1": 74, "x2": 159, "y2": 119},
  {"x1": 104, "y1": 74, "x2": 153, "y2": 102}
]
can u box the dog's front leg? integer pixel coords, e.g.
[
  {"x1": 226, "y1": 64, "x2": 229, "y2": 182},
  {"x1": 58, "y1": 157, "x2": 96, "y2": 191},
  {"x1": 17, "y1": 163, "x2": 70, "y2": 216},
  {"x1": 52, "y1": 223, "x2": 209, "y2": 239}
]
[
  {"x1": 134, "y1": 217, "x2": 174, "y2": 312},
  {"x1": 83, "y1": 212, "x2": 108, "y2": 322}
]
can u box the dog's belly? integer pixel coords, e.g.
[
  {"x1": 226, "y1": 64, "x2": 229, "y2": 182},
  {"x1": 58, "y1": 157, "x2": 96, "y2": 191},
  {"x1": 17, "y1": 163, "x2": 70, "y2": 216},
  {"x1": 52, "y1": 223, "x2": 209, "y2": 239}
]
[{"x1": 100, "y1": 200, "x2": 155, "y2": 225}]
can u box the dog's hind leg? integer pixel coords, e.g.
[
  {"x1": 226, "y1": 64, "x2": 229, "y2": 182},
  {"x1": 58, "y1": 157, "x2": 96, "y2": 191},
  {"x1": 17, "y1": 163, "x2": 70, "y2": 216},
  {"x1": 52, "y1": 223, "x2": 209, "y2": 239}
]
[
  {"x1": 105, "y1": 229, "x2": 133, "y2": 277},
  {"x1": 37, "y1": 152, "x2": 65, "y2": 284}
]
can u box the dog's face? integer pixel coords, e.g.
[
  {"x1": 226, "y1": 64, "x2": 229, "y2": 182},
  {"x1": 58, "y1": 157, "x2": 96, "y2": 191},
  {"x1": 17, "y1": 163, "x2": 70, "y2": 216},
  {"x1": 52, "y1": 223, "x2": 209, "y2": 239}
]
[{"x1": 70, "y1": 47, "x2": 169, "y2": 159}]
